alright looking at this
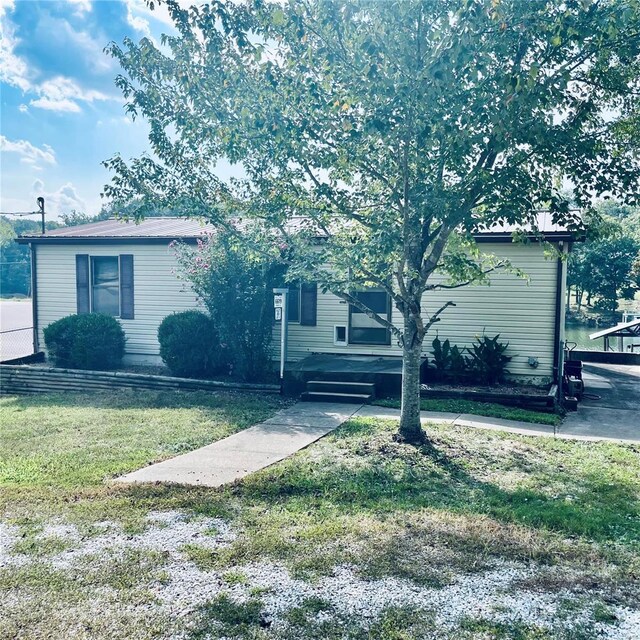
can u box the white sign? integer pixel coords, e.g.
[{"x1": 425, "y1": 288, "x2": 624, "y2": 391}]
[
  {"x1": 274, "y1": 293, "x2": 284, "y2": 308},
  {"x1": 274, "y1": 307, "x2": 282, "y2": 321}
]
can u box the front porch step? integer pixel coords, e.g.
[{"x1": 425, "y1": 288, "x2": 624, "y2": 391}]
[
  {"x1": 301, "y1": 391, "x2": 373, "y2": 404},
  {"x1": 306, "y1": 380, "x2": 376, "y2": 396}
]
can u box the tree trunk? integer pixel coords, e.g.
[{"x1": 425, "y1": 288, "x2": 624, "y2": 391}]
[{"x1": 397, "y1": 316, "x2": 427, "y2": 445}]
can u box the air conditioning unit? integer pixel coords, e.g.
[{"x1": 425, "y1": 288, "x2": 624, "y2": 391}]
[{"x1": 334, "y1": 325, "x2": 347, "y2": 346}]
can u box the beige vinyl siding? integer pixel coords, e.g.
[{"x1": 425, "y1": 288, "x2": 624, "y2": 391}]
[
  {"x1": 35, "y1": 243, "x2": 200, "y2": 364},
  {"x1": 277, "y1": 242, "x2": 561, "y2": 382}
]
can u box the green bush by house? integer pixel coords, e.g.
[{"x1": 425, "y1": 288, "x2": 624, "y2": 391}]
[
  {"x1": 43, "y1": 313, "x2": 125, "y2": 370},
  {"x1": 429, "y1": 334, "x2": 512, "y2": 385},
  {"x1": 158, "y1": 310, "x2": 229, "y2": 378}
]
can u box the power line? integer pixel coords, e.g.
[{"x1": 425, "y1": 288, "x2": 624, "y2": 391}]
[{"x1": 1, "y1": 198, "x2": 46, "y2": 233}]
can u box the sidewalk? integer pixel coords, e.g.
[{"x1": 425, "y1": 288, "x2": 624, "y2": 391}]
[
  {"x1": 115, "y1": 402, "x2": 360, "y2": 488},
  {"x1": 116, "y1": 393, "x2": 639, "y2": 490}
]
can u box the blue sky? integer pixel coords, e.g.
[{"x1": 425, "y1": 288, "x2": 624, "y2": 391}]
[{"x1": 1, "y1": 0, "x2": 185, "y2": 219}]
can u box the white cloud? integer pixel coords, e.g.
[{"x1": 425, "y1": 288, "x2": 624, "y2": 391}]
[
  {"x1": 31, "y1": 180, "x2": 87, "y2": 216},
  {"x1": 27, "y1": 76, "x2": 113, "y2": 113},
  {"x1": 67, "y1": 0, "x2": 92, "y2": 15},
  {"x1": 0, "y1": 3, "x2": 32, "y2": 92},
  {"x1": 0, "y1": 8, "x2": 115, "y2": 114},
  {"x1": 0, "y1": 135, "x2": 57, "y2": 166},
  {"x1": 18, "y1": 103, "x2": 29, "y2": 113},
  {"x1": 0, "y1": 0, "x2": 15, "y2": 19},
  {"x1": 29, "y1": 97, "x2": 81, "y2": 113}
]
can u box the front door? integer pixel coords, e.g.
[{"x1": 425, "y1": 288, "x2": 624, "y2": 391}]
[{"x1": 348, "y1": 289, "x2": 391, "y2": 346}]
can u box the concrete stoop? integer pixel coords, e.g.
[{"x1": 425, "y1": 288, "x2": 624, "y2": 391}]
[{"x1": 300, "y1": 380, "x2": 375, "y2": 404}]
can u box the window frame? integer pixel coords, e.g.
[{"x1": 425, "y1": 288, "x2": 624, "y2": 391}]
[
  {"x1": 348, "y1": 288, "x2": 392, "y2": 346},
  {"x1": 90, "y1": 255, "x2": 121, "y2": 317}
]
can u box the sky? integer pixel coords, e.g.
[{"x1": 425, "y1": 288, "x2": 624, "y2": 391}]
[{"x1": 1, "y1": 0, "x2": 186, "y2": 220}]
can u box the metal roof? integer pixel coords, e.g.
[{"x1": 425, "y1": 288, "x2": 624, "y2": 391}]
[
  {"x1": 23, "y1": 217, "x2": 211, "y2": 239},
  {"x1": 17, "y1": 212, "x2": 579, "y2": 244},
  {"x1": 589, "y1": 318, "x2": 640, "y2": 340}
]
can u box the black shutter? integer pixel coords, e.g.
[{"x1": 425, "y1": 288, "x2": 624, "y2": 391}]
[
  {"x1": 76, "y1": 254, "x2": 90, "y2": 314},
  {"x1": 300, "y1": 282, "x2": 317, "y2": 326},
  {"x1": 119, "y1": 254, "x2": 134, "y2": 319}
]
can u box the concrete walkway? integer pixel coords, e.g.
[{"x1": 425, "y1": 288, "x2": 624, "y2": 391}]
[
  {"x1": 115, "y1": 402, "x2": 360, "y2": 488},
  {"x1": 117, "y1": 364, "x2": 639, "y2": 489}
]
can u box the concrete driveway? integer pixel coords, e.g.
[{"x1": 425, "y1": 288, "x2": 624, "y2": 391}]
[{"x1": 561, "y1": 363, "x2": 640, "y2": 442}]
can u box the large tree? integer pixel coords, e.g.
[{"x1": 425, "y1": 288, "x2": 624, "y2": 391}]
[{"x1": 104, "y1": 0, "x2": 640, "y2": 444}]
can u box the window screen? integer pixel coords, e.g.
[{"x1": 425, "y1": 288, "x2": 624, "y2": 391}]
[{"x1": 91, "y1": 256, "x2": 120, "y2": 316}]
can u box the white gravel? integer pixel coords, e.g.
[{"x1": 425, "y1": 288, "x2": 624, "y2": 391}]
[
  {"x1": 2, "y1": 511, "x2": 639, "y2": 639},
  {"x1": 1, "y1": 510, "x2": 234, "y2": 570}
]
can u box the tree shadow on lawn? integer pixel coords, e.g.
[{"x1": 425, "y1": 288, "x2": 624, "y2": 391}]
[{"x1": 234, "y1": 418, "x2": 640, "y2": 547}]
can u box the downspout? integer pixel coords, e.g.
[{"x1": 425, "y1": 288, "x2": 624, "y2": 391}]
[
  {"x1": 552, "y1": 242, "x2": 567, "y2": 393},
  {"x1": 30, "y1": 243, "x2": 39, "y2": 353}
]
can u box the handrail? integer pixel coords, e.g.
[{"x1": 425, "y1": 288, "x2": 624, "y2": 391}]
[{"x1": 0, "y1": 327, "x2": 33, "y2": 334}]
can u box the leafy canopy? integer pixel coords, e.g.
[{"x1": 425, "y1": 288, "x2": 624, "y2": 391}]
[{"x1": 104, "y1": 0, "x2": 640, "y2": 342}]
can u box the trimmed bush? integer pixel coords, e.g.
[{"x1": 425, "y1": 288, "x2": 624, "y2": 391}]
[
  {"x1": 157, "y1": 310, "x2": 228, "y2": 378},
  {"x1": 43, "y1": 313, "x2": 125, "y2": 370},
  {"x1": 42, "y1": 315, "x2": 76, "y2": 368}
]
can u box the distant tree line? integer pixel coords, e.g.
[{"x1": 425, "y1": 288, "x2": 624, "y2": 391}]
[
  {"x1": 567, "y1": 201, "x2": 640, "y2": 314},
  {"x1": 0, "y1": 202, "x2": 180, "y2": 297}
]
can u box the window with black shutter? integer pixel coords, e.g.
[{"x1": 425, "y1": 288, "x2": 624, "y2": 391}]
[{"x1": 75, "y1": 255, "x2": 135, "y2": 318}]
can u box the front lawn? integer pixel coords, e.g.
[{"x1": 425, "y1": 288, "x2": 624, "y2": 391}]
[{"x1": 1, "y1": 391, "x2": 639, "y2": 639}]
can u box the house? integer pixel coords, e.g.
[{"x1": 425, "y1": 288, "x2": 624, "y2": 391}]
[{"x1": 17, "y1": 215, "x2": 577, "y2": 385}]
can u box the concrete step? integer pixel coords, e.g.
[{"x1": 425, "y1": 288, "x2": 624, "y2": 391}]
[
  {"x1": 301, "y1": 391, "x2": 372, "y2": 404},
  {"x1": 306, "y1": 380, "x2": 376, "y2": 396}
]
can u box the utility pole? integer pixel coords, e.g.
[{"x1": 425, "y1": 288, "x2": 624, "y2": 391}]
[{"x1": 37, "y1": 197, "x2": 45, "y2": 234}]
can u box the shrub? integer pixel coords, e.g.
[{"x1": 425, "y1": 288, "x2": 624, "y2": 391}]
[
  {"x1": 467, "y1": 334, "x2": 512, "y2": 385},
  {"x1": 158, "y1": 310, "x2": 228, "y2": 378},
  {"x1": 43, "y1": 313, "x2": 125, "y2": 370},
  {"x1": 431, "y1": 336, "x2": 470, "y2": 381},
  {"x1": 173, "y1": 231, "x2": 282, "y2": 381},
  {"x1": 429, "y1": 334, "x2": 512, "y2": 384},
  {"x1": 42, "y1": 315, "x2": 76, "y2": 368}
]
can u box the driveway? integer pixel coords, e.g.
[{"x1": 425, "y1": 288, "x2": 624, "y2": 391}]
[
  {"x1": 0, "y1": 299, "x2": 33, "y2": 361},
  {"x1": 561, "y1": 363, "x2": 640, "y2": 442}
]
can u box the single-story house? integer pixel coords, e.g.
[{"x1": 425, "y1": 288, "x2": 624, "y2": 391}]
[{"x1": 17, "y1": 215, "x2": 577, "y2": 385}]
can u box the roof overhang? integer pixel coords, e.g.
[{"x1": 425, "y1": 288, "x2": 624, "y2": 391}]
[
  {"x1": 589, "y1": 318, "x2": 640, "y2": 341},
  {"x1": 17, "y1": 230, "x2": 580, "y2": 246},
  {"x1": 15, "y1": 236, "x2": 200, "y2": 246}
]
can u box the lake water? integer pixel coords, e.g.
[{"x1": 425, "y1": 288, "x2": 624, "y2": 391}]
[{"x1": 564, "y1": 323, "x2": 638, "y2": 352}]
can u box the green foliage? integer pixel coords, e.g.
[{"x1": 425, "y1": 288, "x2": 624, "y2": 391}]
[
  {"x1": 467, "y1": 334, "x2": 512, "y2": 385},
  {"x1": 568, "y1": 202, "x2": 640, "y2": 312},
  {"x1": 430, "y1": 336, "x2": 470, "y2": 382},
  {"x1": 103, "y1": 0, "x2": 640, "y2": 434},
  {"x1": 43, "y1": 313, "x2": 125, "y2": 370},
  {"x1": 157, "y1": 310, "x2": 228, "y2": 378},
  {"x1": 173, "y1": 231, "x2": 282, "y2": 382},
  {"x1": 42, "y1": 316, "x2": 76, "y2": 368},
  {"x1": 431, "y1": 334, "x2": 511, "y2": 385}
]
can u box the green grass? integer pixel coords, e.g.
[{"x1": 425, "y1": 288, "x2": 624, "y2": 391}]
[
  {"x1": 374, "y1": 396, "x2": 562, "y2": 426},
  {"x1": 0, "y1": 389, "x2": 286, "y2": 525},
  {"x1": 1, "y1": 390, "x2": 638, "y2": 639}
]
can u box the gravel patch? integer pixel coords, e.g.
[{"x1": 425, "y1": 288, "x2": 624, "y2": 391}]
[
  {"x1": 1, "y1": 510, "x2": 234, "y2": 570},
  {"x1": 2, "y1": 512, "x2": 639, "y2": 638},
  {"x1": 152, "y1": 557, "x2": 640, "y2": 638}
]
